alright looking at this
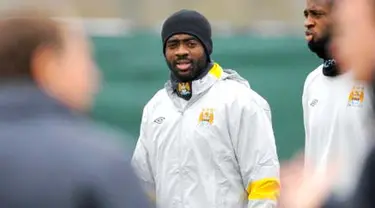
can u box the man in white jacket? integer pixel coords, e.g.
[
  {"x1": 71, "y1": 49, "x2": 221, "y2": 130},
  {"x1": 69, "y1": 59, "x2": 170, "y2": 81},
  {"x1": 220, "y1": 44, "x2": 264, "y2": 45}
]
[
  {"x1": 132, "y1": 9, "x2": 280, "y2": 208},
  {"x1": 302, "y1": 0, "x2": 372, "y2": 201}
]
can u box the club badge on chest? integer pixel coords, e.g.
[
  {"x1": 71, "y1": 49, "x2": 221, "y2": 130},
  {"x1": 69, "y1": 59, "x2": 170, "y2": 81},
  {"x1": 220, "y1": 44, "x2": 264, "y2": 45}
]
[
  {"x1": 198, "y1": 108, "x2": 215, "y2": 127},
  {"x1": 348, "y1": 85, "x2": 365, "y2": 108}
]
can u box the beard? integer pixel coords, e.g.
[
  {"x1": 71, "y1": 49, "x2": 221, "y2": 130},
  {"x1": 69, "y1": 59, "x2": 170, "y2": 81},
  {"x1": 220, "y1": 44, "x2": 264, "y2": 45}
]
[
  {"x1": 167, "y1": 55, "x2": 208, "y2": 82},
  {"x1": 308, "y1": 32, "x2": 332, "y2": 60}
]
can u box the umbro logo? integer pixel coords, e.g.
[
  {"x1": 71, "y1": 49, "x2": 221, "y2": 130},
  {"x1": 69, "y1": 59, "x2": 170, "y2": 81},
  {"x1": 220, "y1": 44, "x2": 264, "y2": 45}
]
[
  {"x1": 310, "y1": 99, "x2": 319, "y2": 107},
  {"x1": 153, "y1": 117, "x2": 165, "y2": 124}
]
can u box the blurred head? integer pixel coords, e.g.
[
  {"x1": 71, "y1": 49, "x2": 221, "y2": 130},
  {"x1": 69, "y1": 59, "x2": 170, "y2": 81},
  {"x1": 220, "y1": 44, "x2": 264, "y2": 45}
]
[
  {"x1": 161, "y1": 9, "x2": 212, "y2": 82},
  {"x1": 331, "y1": 0, "x2": 375, "y2": 81},
  {"x1": 0, "y1": 9, "x2": 99, "y2": 112},
  {"x1": 304, "y1": 0, "x2": 333, "y2": 59}
]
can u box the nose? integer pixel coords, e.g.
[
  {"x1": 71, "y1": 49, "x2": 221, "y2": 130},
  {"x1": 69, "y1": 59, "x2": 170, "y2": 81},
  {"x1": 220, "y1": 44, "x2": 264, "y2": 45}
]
[
  {"x1": 175, "y1": 44, "x2": 189, "y2": 56},
  {"x1": 304, "y1": 16, "x2": 315, "y2": 29}
]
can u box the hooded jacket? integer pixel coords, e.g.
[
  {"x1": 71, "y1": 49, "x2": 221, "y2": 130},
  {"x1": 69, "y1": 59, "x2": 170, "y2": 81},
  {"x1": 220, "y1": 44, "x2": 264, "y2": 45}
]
[{"x1": 132, "y1": 63, "x2": 280, "y2": 208}]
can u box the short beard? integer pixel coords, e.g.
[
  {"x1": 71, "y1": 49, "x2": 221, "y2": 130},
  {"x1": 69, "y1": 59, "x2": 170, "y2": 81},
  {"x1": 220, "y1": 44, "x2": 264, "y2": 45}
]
[
  {"x1": 167, "y1": 56, "x2": 208, "y2": 82},
  {"x1": 308, "y1": 32, "x2": 331, "y2": 60}
]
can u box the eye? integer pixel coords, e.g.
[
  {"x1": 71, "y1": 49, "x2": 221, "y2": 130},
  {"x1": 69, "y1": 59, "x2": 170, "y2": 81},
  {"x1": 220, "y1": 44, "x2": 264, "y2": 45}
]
[
  {"x1": 167, "y1": 42, "x2": 178, "y2": 49},
  {"x1": 187, "y1": 41, "x2": 197, "y2": 48},
  {"x1": 304, "y1": 11, "x2": 308, "y2": 18},
  {"x1": 310, "y1": 11, "x2": 325, "y2": 18},
  {"x1": 304, "y1": 10, "x2": 326, "y2": 19}
]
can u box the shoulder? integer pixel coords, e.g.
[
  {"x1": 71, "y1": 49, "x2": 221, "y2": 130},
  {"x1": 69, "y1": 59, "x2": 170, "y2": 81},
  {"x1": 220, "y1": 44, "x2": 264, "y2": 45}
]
[
  {"x1": 218, "y1": 77, "x2": 270, "y2": 114},
  {"x1": 143, "y1": 88, "x2": 168, "y2": 115},
  {"x1": 53, "y1": 119, "x2": 133, "y2": 154},
  {"x1": 304, "y1": 64, "x2": 323, "y2": 93},
  {"x1": 0, "y1": 117, "x2": 134, "y2": 164},
  {"x1": 0, "y1": 119, "x2": 148, "y2": 206}
]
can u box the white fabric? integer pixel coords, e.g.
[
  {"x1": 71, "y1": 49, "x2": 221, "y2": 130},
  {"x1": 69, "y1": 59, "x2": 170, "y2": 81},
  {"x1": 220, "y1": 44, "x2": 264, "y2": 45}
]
[
  {"x1": 303, "y1": 65, "x2": 373, "y2": 199},
  {"x1": 132, "y1": 64, "x2": 279, "y2": 208}
]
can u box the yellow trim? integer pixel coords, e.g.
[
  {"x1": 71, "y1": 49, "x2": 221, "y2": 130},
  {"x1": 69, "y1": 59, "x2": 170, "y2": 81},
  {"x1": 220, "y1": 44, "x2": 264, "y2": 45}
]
[
  {"x1": 246, "y1": 178, "x2": 280, "y2": 201},
  {"x1": 147, "y1": 192, "x2": 156, "y2": 203},
  {"x1": 208, "y1": 62, "x2": 223, "y2": 79}
]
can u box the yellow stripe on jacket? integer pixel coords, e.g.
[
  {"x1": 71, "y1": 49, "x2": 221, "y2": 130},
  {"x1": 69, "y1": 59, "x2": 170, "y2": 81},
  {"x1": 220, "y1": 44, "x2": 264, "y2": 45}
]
[{"x1": 247, "y1": 178, "x2": 280, "y2": 201}]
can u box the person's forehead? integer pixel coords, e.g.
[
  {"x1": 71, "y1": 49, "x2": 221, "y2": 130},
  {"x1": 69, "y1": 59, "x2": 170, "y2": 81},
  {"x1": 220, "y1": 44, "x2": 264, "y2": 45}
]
[
  {"x1": 167, "y1": 33, "x2": 196, "y2": 41},
  {"x1": 306, "y1": 0, "x2": 331, "y2": 9}
]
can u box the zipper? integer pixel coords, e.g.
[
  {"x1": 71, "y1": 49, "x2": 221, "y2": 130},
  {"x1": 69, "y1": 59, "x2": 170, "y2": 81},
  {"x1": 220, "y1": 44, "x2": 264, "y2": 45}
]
[
  {"x1": 177, "y1": 96, "x2": 197, "y2": 207},
  {"x1": 178, "y1": 111, "x2": 184, "y2": 207}
]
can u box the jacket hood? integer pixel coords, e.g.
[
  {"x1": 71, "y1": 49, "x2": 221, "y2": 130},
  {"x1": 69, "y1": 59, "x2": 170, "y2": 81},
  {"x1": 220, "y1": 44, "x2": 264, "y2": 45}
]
[
  {"x1": 220, "y1": 69, "x2": 251, "y2": 88},
  {"x1": 164, "y1": 62, "x2": 251, "y2": 111}
]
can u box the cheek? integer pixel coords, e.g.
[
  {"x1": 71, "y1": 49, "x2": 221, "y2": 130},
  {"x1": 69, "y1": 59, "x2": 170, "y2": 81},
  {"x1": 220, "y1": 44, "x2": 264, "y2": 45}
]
[
  {"x1": 65, "y1": 53, "x2": 95, "y2": 90},
  {"x1": 191, "y1": 49, "x2": 206, "y2": 63},
  {"x1": 165, "y1": 53, "x2": 175, "y2": 64},
  {"x1": 314, "y1": 21, "x2": 328, "y2": 36},
  {"x1": 165, "y1": 49, "x2": 174, "y2": 59}
]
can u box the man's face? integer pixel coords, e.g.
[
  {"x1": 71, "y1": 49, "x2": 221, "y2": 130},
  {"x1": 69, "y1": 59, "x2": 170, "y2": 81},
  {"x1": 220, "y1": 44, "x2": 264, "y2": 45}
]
[
  {"x1": 304, "y1": 0, "x2": 332, "y2": 58},
  {"x1": 331, "y1": 0, "x2": 375, "y2": 81},
  {"x1": 41, "y1": 25, "x2": 100, "y2": 112},
  {"x1": 165, "y1": 34, "x2": 207, "y2": 82},
  {"x1": 60, "y1": 26, "x2": 100, "y2": 111}
]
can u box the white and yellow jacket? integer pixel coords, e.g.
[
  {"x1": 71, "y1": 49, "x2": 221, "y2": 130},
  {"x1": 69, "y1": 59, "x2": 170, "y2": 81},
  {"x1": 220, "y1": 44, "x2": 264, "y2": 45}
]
[{"x1": 132, "y1": 63, "x2": 280, "y2": 208}]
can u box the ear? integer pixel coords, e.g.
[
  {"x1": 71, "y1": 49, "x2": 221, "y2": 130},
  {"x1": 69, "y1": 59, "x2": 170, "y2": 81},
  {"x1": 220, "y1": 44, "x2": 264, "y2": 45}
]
[{"x1": 31, "y1": 45, "x2": 59, "y2": 89}]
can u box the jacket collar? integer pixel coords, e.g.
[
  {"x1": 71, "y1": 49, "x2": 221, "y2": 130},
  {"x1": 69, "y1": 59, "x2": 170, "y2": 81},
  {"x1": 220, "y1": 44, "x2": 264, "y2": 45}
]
[
  {"x1": 166, "y1": 63, "x2": 223, "y2": 95},
  {"x1": 0, "y1": 80, "x2": 81, "y2": 121},
  {"x1": 165, "y1": 62, "x2": 224, "y2": 109}
]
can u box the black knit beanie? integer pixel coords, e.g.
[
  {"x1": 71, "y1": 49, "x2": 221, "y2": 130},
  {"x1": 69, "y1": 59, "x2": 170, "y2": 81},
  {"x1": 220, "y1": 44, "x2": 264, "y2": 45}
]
[{"x1": 161, "y1": 9, "x2": 213, "y2": 57}]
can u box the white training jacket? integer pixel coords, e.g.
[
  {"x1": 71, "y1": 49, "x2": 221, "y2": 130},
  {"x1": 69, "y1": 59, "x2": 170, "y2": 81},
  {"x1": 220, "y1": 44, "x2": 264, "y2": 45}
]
[
  {"x1": 303, "y1": 65, "x2": 373, "y2": 199},
  {"x1": 132, "y1": 63, "x2": 280, "y2": 208}
]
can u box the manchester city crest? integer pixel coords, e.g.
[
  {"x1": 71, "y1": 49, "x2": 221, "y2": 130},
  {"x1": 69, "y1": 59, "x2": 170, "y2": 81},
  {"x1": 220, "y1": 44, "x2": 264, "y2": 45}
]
[
  {"x1": 177, "y1": 82, "x2": 192, "y2": 97},
  {"x1": 348, "y1": 85, "x2": 365, "y2": 107}
]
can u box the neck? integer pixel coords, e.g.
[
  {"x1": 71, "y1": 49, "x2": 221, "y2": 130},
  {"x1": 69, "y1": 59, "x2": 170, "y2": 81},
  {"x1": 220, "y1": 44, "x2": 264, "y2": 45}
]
[
  {"x1": 0, "y1": 82, "x2": 80, "y2": 121},
  {"x1": 322, "y1": 58, "x2": 339, "y2": 77},
  {"x1": 170, "y1": 62, "x2": 213, "y2": 100}
]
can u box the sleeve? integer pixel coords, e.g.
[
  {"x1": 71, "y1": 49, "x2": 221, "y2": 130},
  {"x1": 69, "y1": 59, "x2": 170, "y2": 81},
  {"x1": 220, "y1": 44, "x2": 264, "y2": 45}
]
[
  {"x1": 230, "y1": 98, "x2": 280, "y2": 208},
  {"x1": 131, "y1": 106, "x2": 156, "y2": 203}
]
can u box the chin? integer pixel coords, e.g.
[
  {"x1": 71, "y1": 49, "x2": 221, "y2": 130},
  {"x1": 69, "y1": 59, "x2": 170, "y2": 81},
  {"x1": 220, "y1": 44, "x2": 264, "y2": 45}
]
[
  {"x1": 307, "y1": 39, "x2": 316, "y2": 48},
  {"x1": 179, "y1": 75, "x2": 193, "y2": 82}
]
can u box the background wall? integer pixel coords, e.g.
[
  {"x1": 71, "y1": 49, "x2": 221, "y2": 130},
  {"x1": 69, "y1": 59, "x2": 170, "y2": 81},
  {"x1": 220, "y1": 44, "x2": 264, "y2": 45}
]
[
  {"x1": 0, "y1": 0, "x2": 319, "y2": 160},
  {"x1": 91, "y1": 34, "x2": 320, "y2": 160}
]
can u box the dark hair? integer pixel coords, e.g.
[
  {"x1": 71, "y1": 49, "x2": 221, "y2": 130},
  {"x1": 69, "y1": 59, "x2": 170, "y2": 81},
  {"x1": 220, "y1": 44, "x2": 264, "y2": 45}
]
[{"x1": 0, "y1": 9, "x2": 63, "y2": 78}]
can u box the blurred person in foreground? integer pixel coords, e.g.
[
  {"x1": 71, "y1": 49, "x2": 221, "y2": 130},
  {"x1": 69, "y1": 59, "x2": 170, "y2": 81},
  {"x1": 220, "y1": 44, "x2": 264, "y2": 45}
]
[
  {"x1": 0, "y1": 9, "x2": 151, "y2": 208},
  {"x1": 279, "y1": 0, "x2": 375, "y2": 207},
  {"x1": 301, "y1": 0, "x2": 372, "y2": 201},
  {"x1": 131, "y1": 9, "x2": 280, "y2": 208}
]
